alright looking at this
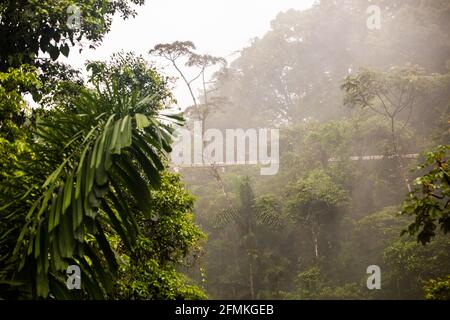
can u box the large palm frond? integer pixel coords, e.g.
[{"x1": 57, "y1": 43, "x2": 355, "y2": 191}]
[{"x1": 11, "y1": 81, "x2": 182, "y2": 298}]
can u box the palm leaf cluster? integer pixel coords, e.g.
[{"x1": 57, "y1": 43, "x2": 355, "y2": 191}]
[
  {"x1": 6, "y1": 81, "x2": 182, "y2": 298},
  {"x1": 213, "y1": 178, "x2": 282, "y2": 230}
]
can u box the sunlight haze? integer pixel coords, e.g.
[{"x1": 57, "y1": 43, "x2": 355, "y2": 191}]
[{"x1": 64, "y1": 0, "x2": 316, "y2": 107}]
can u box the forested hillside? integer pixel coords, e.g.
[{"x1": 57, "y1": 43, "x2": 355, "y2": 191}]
[{"x1": 179, "y1": 0, "x2": 450, "y2": 300}]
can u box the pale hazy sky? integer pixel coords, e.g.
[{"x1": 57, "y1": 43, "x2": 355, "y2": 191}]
[{"x1": 62, "y1": 0, "x2": 316, "y2": 107}]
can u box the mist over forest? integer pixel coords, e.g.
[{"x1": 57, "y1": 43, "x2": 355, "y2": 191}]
[{"x1": 0, "y1": 0, "x2": 449, "y2": 301}]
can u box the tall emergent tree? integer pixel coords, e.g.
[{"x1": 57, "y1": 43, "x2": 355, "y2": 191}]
[{"x1": 341, "y1": 67, "x2": 426, "y2": 192}]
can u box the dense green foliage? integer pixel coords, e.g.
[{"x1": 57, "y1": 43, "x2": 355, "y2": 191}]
[
  {"x1": 401, "y1": 145, "x2": 450, "y2": 244},
  {"x1": 1, "y1": 0, "x2": 449, "y2": 301},
  {"x1": 112, "y1": 173, "x2": 206, "y2": 300},
  {"x1": 0, "y1": 0, "x2": 205, "y2": 300},
  {"x1": 178, "y1": 0, "x2": 450, "y2": 300},
  {"x1": 0, "y1": 0, "x2": 144, "y2": 70},
  {"x1": 0, "y1": 57, "x2": 206, "y2": 299}
]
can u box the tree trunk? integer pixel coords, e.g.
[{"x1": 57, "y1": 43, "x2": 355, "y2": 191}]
[
  {"x1": 390, "y1": 116, "x2": 412, "y2": 192},
  {"x1": 249, "y1": 252, "x2": 255, "y2": 300},
  {"x1": 311, "y1": 224, "x2": 320, "y2": 259}
]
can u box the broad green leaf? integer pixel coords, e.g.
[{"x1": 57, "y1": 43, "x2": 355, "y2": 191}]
[{"x1": 135, "y1": 113, "x2": 150, "y2": 129}]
